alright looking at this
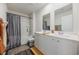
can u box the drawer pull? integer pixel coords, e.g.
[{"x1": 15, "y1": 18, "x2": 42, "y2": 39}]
[
  {"x1": 52, "y1": 39, "x2": 54, "y2": 40},
  {"x1": 57, "y1": 40, "x2": 60, "y2": 42}
]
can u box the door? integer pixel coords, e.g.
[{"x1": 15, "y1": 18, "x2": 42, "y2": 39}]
[{"x1": 21, "y1": 16, "x2": 29, "y2": 45}]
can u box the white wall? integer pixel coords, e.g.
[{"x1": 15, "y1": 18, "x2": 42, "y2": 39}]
[
  {"x1": 27, "y1": 14, "x2": 33, "y2": 36},
  {"x1": 35, "y1": 3, "x2": 70, "y2": 32},
  {"x1": 30, "y1": 12, "x2": 36, "y2": 35},
  {"x1": 32, "y1": 12, "x2": 36, "y2": 35},
  {"x1": 21, "y1": 16, "x2": 30, "y2": 45},
  {"x1": 35, "y1": 4, "x2": 53, "y2": 32},
  {"x1": 0, "y1": 3, "x2": 7, "y2": 21},
  {"x1": 0, "y1": 3, "x2": 7, "y2": 47},
  {"x1": 72, "y1": 4, "x2": 79, "y2": 54},
  {"x1": 73, "y1": 4, "x2": 79, "y2": 34}
]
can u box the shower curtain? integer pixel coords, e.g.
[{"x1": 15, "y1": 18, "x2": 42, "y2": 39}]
[{"x1": 7, "y1": 13, "x2": 21, "y2": 50}]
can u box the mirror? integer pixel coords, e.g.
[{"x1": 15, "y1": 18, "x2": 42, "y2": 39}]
[
  {"x1": 43, "y1": 13, "x2": 50, "y2": 30},
  {"x1": 55, "y1": 4, "x2": 73, "y2": 32}
]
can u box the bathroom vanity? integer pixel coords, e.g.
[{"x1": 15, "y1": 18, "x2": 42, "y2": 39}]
[
  {"x1": 34, "y1": 4, "x2": 79, "y2": 55},
  {"x1": 35, "y1": 32, "x2": 79, "y2": 55}
]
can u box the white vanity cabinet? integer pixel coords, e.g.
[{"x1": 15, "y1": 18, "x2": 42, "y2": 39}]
[
  {"x1": 57, "y1": 38, "x2": 78, "y2": 55},
  {"x1": 35, "y1": 33, "x2": 78, "y2": 55}
]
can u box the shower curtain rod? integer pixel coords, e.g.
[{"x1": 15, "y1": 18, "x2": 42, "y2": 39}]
[{"x1": 7, "y1": 12, "x2": 30, "y2": 18}]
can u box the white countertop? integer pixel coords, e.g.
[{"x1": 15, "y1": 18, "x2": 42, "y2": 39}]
[{"x1": 35, "y1": 31, "x2": 79, "y2": 42}]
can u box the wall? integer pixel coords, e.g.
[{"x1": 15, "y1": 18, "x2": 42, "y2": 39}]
[
  {"x1": 32, "y1": 12, "x2": 36, "y2": 35},
  {"x1": 21, "y1": 16, "x2": 30, "y2": 45},
  {"x1": 29, "y1": 14, "x2": 33, "y2": 35},
  {"x1": 0, "y1": 3, "x2": 7, "y2": 21},
  {"x1": 73, "y1": 4, "x2": 79, "y2": 34},
  {"x1": 0, "y1": 3, "x2": 7, "y2": 48},
  {"x1": 35, "y1": 4, "x2": 53, "y2": 32},
  {"x1": 29, "y1": 12, "x2": 36, "y2": 35},
  {"x1": 72, "y1": 4, "x2": 79, "y2": 54},
  {"x1": 35, "y1": 3, "x2": 70, "y2": 32}
]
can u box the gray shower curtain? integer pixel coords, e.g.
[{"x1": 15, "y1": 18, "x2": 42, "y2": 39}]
[{"x1": 7, "y1": 13, "x2": 21, "y2": 50}]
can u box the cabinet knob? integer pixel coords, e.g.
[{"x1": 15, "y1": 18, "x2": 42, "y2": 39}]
[
  {"x1": 52, "y1": 39, "x2": 54, "y2": 40},
  {"x1": 57, "y1": 40, "x2": 60, "y2": 42}
]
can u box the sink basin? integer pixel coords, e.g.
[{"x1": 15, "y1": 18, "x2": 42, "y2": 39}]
[
  {"x1": 36, "y1": 31, "x2": 51, "y2": 35},
  {"x1": 42, "y1": 32, "x2": 50, "y2": 35}
]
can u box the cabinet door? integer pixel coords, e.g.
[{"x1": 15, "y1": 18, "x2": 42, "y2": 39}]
[
  {"x1": 43, "y1": 36, "x2": 58, "y2": 55},
  {"x1": 38, "y1": 35, "x2": 58, "y2": 55},
  {"x1": 35, "y1": 34, "x2": 46, "y2": 52},
  {"x1": 37, "y1": 35, "x2": 47, "y2": 54},
  {"x1": 57, "y1": 38, "x2": 78, "y2": 55}
]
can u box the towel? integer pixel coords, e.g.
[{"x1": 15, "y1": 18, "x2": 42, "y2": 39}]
[
  {"x1": 0, "y1": 37, "x2": 5, "y2": 54},
  {"x1": 0, "y1": 18, "x2": 5, "y2": 54}
]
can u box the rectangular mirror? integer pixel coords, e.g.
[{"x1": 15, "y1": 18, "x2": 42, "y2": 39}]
[
  {"x1": 43, "y1": 13, "x2": 50, "y2": 30},
  {"x1": 55, "y1": 4, "x2": 73, "y2": 32}
]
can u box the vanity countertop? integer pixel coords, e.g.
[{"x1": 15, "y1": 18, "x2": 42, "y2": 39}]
[{"x1": 35, "y1": 32, "x2": 79, "y2": 42}]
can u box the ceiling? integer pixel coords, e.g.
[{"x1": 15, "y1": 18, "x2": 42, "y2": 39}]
[
  {"x1": 55, "y1": 4, "x2": 72, "y2": 15},
  {"x1": 7, "y1": 3, "x2": 47, "y2": 15}
]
